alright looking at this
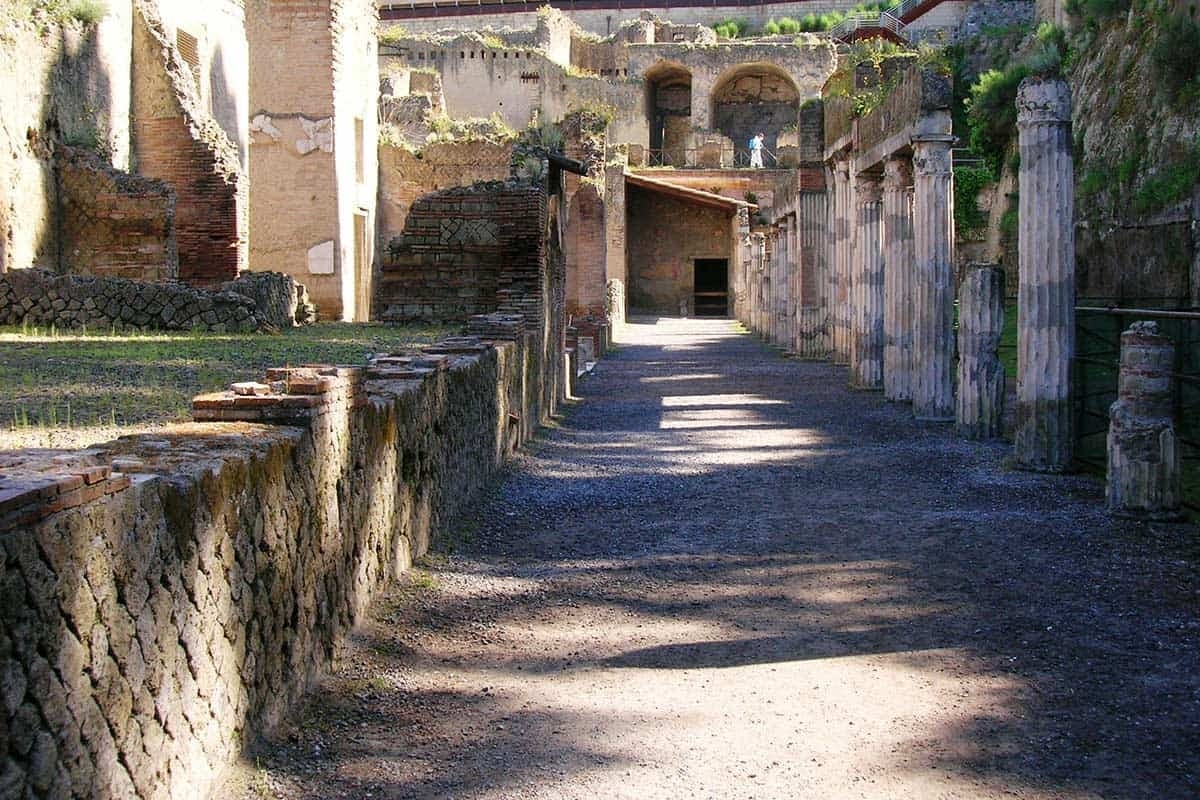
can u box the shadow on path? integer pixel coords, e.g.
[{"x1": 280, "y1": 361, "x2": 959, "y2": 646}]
[{"x1": 232, "y1": 317, "x2": 1200, "y2": 800}]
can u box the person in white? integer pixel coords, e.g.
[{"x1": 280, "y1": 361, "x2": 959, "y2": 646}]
[{"x1": 749, "y1": 132, "x2": 765, "y2": 168}]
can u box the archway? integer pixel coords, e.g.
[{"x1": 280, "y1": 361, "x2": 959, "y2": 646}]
[
  {"x1": 644, "y1": 62, "x2": 692, "y2": 166},
  {"x1": 710, "y1": 64, "x2": 799, "y2": 167}
]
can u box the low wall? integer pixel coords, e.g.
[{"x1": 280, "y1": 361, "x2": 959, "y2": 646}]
[
  {"x1": 0, "y1": 328, "x2": 544, "y2": 798},
  {"x1": 0, "y1": 269, "x2": 315, "y2": 332}
]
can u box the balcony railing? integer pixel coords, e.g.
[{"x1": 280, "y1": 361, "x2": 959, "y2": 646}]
[{"x1": 643, "y1": 147, "x2": 781, "y2": 169}]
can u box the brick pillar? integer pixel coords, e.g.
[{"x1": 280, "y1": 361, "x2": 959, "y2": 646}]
[
  {"x1": 1015, "y1": 78, "x2": 1075, "y2": 470},
  {"x1": 882, "y1": 156, "x2": 915, "y2": 402},
  {"x1": 911, "y1": 134, "x2": 956, "y2": 421},
  {"x1": 956, "y1": 263, "x2": 1006, "y2": 439},
  {"x1": 1106, "y1": 321, "x2": 1183, "y2": 519},
  {"x1": 851, "y1": 172, "x2": 884, "y2": 390}
]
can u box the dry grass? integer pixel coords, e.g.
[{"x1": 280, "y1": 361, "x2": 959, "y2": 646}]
[{"x1": 0, "y1": 321, "x2": 456, "y2": 451}]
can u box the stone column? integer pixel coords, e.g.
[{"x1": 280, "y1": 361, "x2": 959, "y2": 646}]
[
  {"x1": 882, "y1": 157, "x2": 915, "y2": 402},
  {"x1": 956, "y1": 263, "x2": 1006, "y2": 439},
  {"x1": 797, "y1": 191, "x2": 828, "y2": 359},
  {"x1": 1106, "y1": 321, "x2": 1182, "y2": 519},
  {"x1": 911, "y1": 134, "x2": 956, "y2": 421},
  {"x1": 824, "y1": 165, "x2": 837, "y2": 360},
  {"x1": 1015, "y1": 78, "x2": 1075, "y2": 470},
  {"x1": 832, "y1": 159, "x2": 852, "y2": 365},
  {"x1": 851, "y1": 173, "x2": 884, "y2": 389}
]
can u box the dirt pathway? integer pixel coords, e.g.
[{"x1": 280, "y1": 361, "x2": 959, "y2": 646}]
[{"x1": 231, "y1": 317, "x2": 1199, "y2": 800}]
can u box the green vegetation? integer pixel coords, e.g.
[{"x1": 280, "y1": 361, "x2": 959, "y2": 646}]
[
  {"x1": 1152, "y1": 12, "x2": 1200, "y2": 100},
  {"x1": 0, "y1": 322, "x2": 455, "y2": 448},
  {"x1": 712, "y1": 18, "x2": 750, "y2": 39},
  {"x1": 717, "y1": 2, "x2": 889, "y2": 37},
  {"x1": 4, "y1": 0, "x2": 108, "y2": 25},
  {"x1": 1132, "y1": 136, "x2": 1200, "y2": 214},
  {"x1": 953, "y1": 165, "x2": 993, "y2": 236},
  {"x1": 378, "y1": 25, "x2": 409, "y2": 46},
  {"x1": 425, "y1": 111, "x2": 517, "y2": 145}
]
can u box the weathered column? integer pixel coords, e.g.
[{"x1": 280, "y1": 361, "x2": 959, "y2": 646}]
[
  {"x1": 797, "y1": 191, "x2": 829, "y2": 358},
  {"x1": 1015, "y1": 77, "x2": 1075, "y2": 470},
  {"x1": 882, "y1": 157, "x2": 915, "y2": 402},
  {"x1": 851, "y1": 172, "x2": 884, "y2": 389},
  {"x1": 1106, "y1": 322, "x2": 1182, "y2": 519},
  {"x1": 824, "y1": 165, "x2": 837, "y2": 360},
  {"x1": 911, "y1": 134, "x2": 956, "y2": 421},
  {"x1": 832, "y1": 159, "x2": 852, "y2": 364},
  {"x1": 956, "y1": 263, "x2": 1006, "y2": 439}
]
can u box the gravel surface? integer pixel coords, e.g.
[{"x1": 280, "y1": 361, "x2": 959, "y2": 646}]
[{"x1": 226, "y1": 317, "x2": 1200, "y2": 800}]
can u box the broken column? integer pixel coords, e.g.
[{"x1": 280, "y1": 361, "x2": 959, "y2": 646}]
[
  {"x1": 956, "y1": 263, "x2": 1006, "y2": 439},
  {"x1": 851, "y1": 172, "x2": 884, "y2": 389},
  {"x1": 832, "y1": 158, "x2": 852, "y2": 365},
  {"x1": 882, "y1": 156, "x2": 915, "y2": 402},
  {"x1": 1015, "y1": 77, "x2": 1075, "y2": 470},
  {"x1": 1106, "y1": 322, "x2": 1182, "y2": 519},
  {"x1": 911, "y1": 134, "x2": 956, "y2": 421}
]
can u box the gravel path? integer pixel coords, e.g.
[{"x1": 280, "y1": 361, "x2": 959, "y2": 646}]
[{"x1": 230, "y1": 317, "x2": 1199, "y2": 800}]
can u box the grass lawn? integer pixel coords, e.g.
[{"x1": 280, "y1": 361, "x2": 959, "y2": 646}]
[{"x1": 0, "y1": 322, "x2": 456, "y2": 451}]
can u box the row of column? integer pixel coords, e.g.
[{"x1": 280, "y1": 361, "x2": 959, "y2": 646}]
[{"x1": 823, "y1": 136, "x2": 955, "y2": 420}]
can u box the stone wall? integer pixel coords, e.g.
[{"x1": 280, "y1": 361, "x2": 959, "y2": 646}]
[
  {"x1": 376, "y1": 181, "x2": 549, "y2": 323},
  {"x1": 0, "y1": 330, "x2": 546, "y2": 798},
  {"x1": 0, "y1": 269, "x2": 314, "y2": 332},
  {"x1": 56, "y1": 146, "x2": 178, "y2": 282},
  {"x1": 627, "y1": 185, "x2": 734, "y2": 314}
]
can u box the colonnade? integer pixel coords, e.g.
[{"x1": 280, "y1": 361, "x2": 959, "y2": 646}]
[{"x1": 729, "y1": 77, "x2": 1077, "y2": 470}]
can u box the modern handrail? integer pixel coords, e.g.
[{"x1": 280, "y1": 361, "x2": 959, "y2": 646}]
[{"x1": 829, "y1": 11, "x2": 907, "y2": 43}]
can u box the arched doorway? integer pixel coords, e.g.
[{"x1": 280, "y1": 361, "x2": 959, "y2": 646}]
[
  {"x1": 710, "y1": 64, "x2": 799, "y2": 167},
  {"x1": 644, "y1": 62, "x2": 692, "y2": 166}
]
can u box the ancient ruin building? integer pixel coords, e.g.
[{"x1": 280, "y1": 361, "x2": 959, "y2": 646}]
[{"x1": 247, "y1": 0, "x2": 380, "y2": 320}]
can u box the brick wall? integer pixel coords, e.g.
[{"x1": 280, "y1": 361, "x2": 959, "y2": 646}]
[
  {"x1": 565, "y1": 182, "x2": 607, "y2": 316},
  {"x1": 376, "y1": 140, "x2": 515, "y2": 267},
  {"x1": 376, "y1": 182, "x2": 548, "y2": 324},
  {"x1": 56, "y1": 145, "x2": 177, "y2": 281},
  {"x1": 132, "y1": 2, "x2": 246, "y2": 287},
  {"x1": 627, "y1": 185, "x2": 734, "y2": 314}
]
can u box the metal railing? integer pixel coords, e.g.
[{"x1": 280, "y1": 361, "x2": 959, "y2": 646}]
[
  {"x1": 829, "y1": 11, "x2": 907, "y2": 43},
  {"x1": 1073, "y1": 305, "x2": 1200, "y2": 513},
  {"x1": 643, "y1": 147, "x2": 780, "y2": 169}
]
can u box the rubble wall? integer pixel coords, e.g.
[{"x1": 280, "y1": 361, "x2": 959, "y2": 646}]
[{"x1": 0, "y1": 337, "x2": 541, "y2": 799}]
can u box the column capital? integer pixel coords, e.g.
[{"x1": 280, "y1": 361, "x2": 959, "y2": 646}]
[
  {"x1": 855, "y1": 172, "x2": 883, "y2": 204},
  {"x1": 912, "y1": 138, "x2": 953, "y2": 177},
  {"x1": 832, "y1": 158, "x2": 852, "y2": 179},
  {"x1": 1017, "y1": 77, "x2": 1071, "y2": 127},
  {"x1": 883, "y1": 157, "x2": 913, "y2": 190}
]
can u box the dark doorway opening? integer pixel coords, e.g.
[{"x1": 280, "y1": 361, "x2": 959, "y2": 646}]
[{"x1": 694, "y1": 258, "x2": 728, "y2": 317}]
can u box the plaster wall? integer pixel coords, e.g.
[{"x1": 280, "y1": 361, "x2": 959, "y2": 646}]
[{"x1": 627, "y1": 186, "x2": 733, "y2": 314}]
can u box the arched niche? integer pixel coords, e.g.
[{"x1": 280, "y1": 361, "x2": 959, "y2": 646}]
[
  {"x1": 644, "y1": 61, "x2": 692, "y2": 166},
  {"x1": 710, "y1": 64, "x2": 800, "y2": 166}
]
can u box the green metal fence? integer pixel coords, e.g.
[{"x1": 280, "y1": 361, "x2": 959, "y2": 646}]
[{"x1": 1073, "y1": 305, "x2": 1200, "y2": 513}]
